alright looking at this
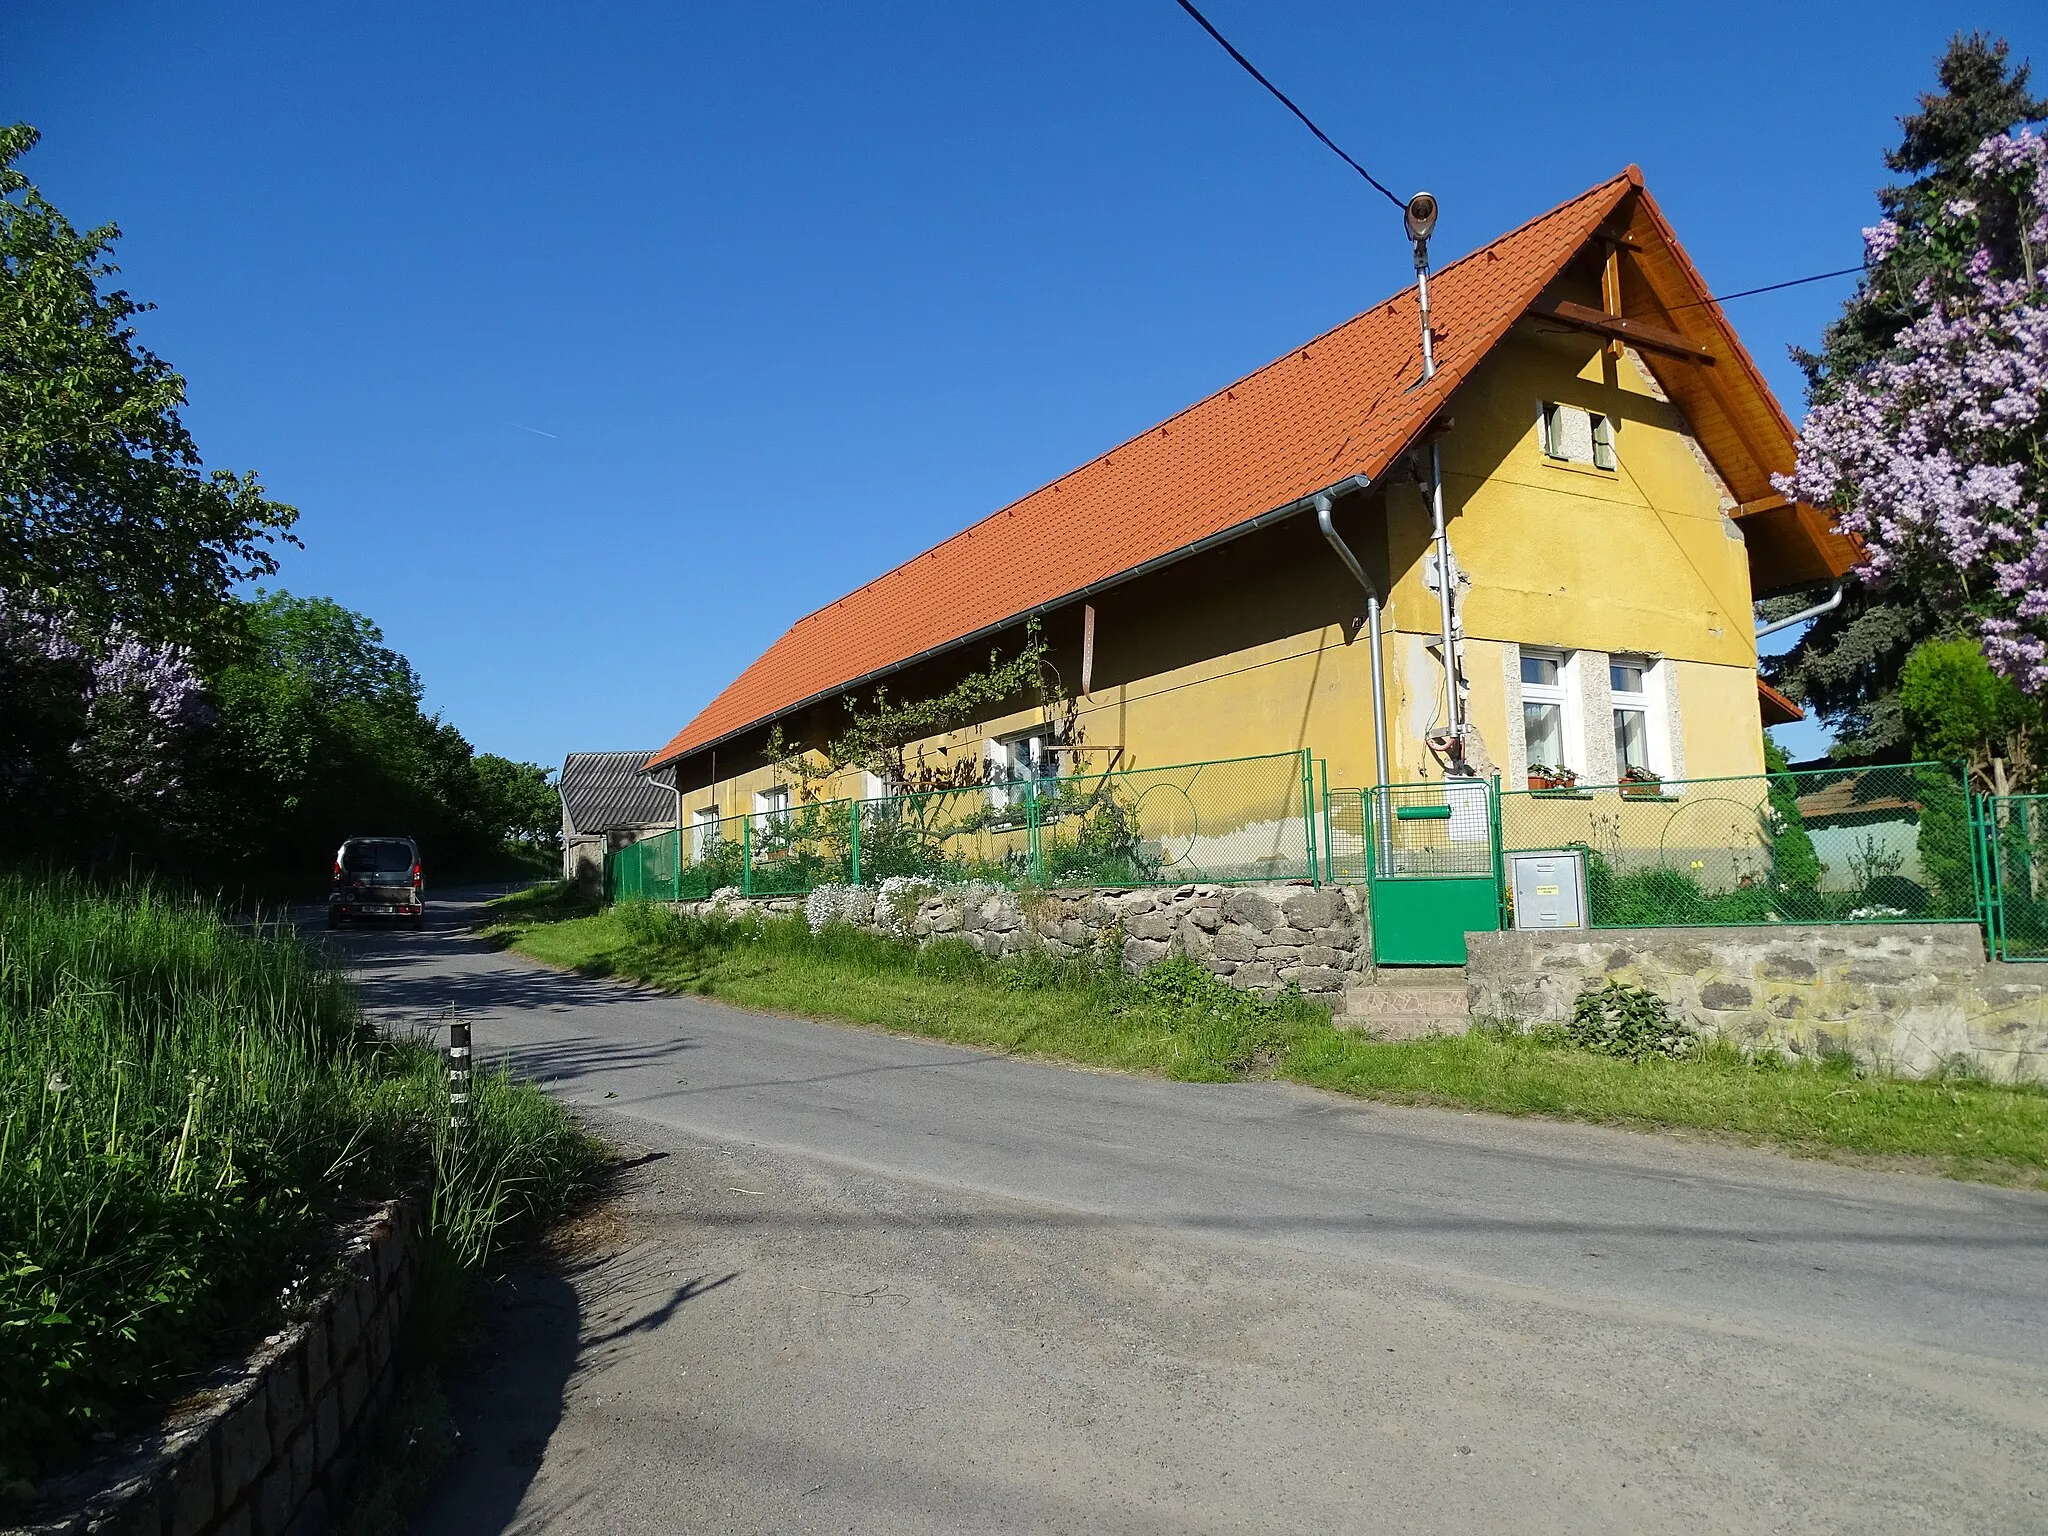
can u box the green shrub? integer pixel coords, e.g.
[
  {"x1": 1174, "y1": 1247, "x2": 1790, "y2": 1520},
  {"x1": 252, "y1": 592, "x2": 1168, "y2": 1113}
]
[
  {"x1": 1567, "y1": 980, "x2": 1698, "y2": 1061},
  {"x1": 1586, "y1": 857, "x2": 1778, "y2": 927},
  {"x1": 1763, "y1": 738, "x2": 1824, "y2": 895},
  {"x1": 1129, "y1": 955, "x2": 1308, "y2": 1075},
  {"x1": 1914, "y1": 766, "x2": 1976, "y2": 918}
]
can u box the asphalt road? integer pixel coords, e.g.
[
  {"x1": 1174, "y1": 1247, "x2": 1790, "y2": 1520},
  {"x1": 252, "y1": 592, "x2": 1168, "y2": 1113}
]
[{"x1": 331, "y1": 893, "x2": 2048, "y2": 1534}]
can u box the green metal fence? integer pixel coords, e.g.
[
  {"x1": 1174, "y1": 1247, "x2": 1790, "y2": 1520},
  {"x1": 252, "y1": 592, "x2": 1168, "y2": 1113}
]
[
  {"x1": 606, "y1": 750, "x2": 1319, "y2": 902},
  {"x1": 1324, "y1": 786, "x2": 1368, "y2": 883},
  {"x1": 1977, "y1": 793, "x2": 2048, "y2": 961},
  {"x1": 1495, "y1": 761, "x2": 1974, "y2": 928}
]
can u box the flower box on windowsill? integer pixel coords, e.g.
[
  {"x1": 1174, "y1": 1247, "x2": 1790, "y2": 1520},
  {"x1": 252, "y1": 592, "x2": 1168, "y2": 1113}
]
[
  {"x1": 1526, "y1": 769, "x2": 1578, "y2": 792},
  {"x1": 1619, "y1": 775, "x2": 1665, "y2": 800}
]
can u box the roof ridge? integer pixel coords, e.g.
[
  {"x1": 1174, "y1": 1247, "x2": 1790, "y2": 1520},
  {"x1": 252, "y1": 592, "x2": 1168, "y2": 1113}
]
[{"x1": 774, "y1": 169, "x2": 1641, "y2": 640}]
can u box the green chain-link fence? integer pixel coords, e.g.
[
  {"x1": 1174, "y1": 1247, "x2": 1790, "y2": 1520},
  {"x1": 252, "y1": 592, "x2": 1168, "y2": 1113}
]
[
  {"x1": 606, "y1": 750, "x2": 1318, "y2": 902},
  {"x1": 1496, "y1": 761, "x2": 1974, "y2": 928},
  {"x1": 1977, "y1": 794, "x2": 2048, "y2": 961}
]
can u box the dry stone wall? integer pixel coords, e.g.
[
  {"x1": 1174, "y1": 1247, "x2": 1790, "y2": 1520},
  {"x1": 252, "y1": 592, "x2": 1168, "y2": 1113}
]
[
  {"x1": 1467, "y1": 924, "x2": 2048, "y2": 1082},
  {"x1": 676, "y1": 880, "x2": 1371, "y2": 1003},
  {"x1": 9, "y1": 1200, "x2": 423, "y2": 1536}
]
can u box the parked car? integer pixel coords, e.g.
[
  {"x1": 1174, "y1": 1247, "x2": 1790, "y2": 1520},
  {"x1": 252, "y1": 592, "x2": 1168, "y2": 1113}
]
[{"x1": 328, "y1": 837, "x2": 425, "y2": 929}]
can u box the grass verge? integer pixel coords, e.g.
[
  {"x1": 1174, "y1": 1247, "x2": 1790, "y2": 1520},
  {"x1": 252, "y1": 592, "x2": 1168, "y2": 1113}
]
[
  {"x1": 487, "y1": 890, "x2": 2048, "y2": 1190},
  {"x1": 0, "y1": 874, "x2": 605, "y2": 1502}
]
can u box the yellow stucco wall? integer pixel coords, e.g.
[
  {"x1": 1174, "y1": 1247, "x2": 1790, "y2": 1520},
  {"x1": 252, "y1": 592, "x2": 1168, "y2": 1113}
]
[{"x1": 674, "y1": 324, "x2": 1766, "y2": 815}]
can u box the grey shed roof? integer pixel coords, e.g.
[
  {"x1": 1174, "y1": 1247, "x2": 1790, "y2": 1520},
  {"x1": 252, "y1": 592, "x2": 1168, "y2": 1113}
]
[{"x1": 558, "y1": 753, "x2": 673, "y2": 836}]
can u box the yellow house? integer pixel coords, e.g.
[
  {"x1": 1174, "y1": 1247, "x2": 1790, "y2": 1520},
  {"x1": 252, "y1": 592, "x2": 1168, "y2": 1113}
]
[{"x1": 645, "y1": 168, "x2": 1852, "y2": 897}]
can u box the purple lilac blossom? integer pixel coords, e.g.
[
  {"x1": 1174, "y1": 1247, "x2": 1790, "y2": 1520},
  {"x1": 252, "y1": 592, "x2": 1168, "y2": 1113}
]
[
  {"x1": 1779, "y1": 130, "x2": 2048, "y2": 693},
  {"x1": 0, "y1": 593, "x2": 215, "y2": 795}
]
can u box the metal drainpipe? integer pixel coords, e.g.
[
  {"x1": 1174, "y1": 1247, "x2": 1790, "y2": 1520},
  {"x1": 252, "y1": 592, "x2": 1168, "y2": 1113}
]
[
  {"x1": 648, "y1": 769, "x2": 683, "y2": 902},
  {"x1": 1754, "y1": 583, "x2": 1844, "y2": 639},
  {"x1": 1314, "y1": 492, "x2": 1391, "y2": 792},
  {"x1": 1414, "y1": 245, "x2": 1462, "y2": 737}
]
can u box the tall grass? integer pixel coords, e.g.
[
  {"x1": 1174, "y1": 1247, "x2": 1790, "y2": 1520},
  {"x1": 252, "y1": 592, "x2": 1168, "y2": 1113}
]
[{"x1": 0, "y1": 876, "x2": 599, "y2": 1494}]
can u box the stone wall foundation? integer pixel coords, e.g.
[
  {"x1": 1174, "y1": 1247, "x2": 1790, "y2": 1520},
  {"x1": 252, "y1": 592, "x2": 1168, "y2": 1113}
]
[
  {"x1": 674, "y1": 880, "x2": 1372, "y2": 1003},
  {"x1": 1466, "y1": 924, "x2": 2048, "y2": 1082}
]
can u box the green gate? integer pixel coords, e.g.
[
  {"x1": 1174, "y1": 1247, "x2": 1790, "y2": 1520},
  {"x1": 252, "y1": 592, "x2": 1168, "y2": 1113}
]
[
  {"x1": 1976, "y1": 793, "x2": 2048, "y2": 961},
  {"x1": 1338, "y1": 779, "x2": 1504, "y2": 966}
]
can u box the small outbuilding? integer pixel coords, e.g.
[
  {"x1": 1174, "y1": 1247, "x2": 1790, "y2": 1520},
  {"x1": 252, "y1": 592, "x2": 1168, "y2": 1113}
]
[{"x1": 557, "y1": 752, "x2": 674, "y2": 890}]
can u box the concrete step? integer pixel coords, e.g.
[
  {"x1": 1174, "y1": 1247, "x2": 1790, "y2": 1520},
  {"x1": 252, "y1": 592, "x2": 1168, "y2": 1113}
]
[
  {"x1": 1369, "y1": 965, "x2": 1468, "y2": 987},
  {"x1": 1342, "y1": 983, "x2": 1469, "y2": 1017},
  {"x1": 1339, "y1": 969, "x2": 1472, "y2": 1039}
]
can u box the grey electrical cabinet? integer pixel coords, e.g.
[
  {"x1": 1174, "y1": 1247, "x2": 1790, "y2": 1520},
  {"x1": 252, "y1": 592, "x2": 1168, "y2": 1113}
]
[{"x1": 1509, "y1": 849, "x2": 1587, "y2": 930}]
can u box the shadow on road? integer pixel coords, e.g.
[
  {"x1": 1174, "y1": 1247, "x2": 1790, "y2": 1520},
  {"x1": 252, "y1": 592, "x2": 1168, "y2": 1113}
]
[
  {"x1": 417, "y1": 1191, "x2": 739, "y2": 1533},
  {"x1": 416, "y1": 1262, "x2": 581, "y2": 1536}
]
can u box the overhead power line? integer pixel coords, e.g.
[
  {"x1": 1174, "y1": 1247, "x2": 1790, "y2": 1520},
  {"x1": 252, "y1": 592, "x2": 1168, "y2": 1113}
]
[
  {"x1": 1168, "y1": 0, "x2": 1406, "y2": 211},
  {"x1": 1666, "y1": 264, "x2": 1868, "y2": 311},
  {"x1": 1164, "y1": 3, "x2": 1867, "y2": 316}
]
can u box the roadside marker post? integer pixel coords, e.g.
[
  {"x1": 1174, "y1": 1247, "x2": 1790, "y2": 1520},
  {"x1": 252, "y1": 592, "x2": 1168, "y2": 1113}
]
[{"x1": 448, "y1": 1019, "x2": 473, "y2": 1137}]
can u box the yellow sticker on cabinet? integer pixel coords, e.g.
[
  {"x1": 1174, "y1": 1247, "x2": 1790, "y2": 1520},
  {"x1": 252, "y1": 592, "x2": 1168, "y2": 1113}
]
[{"x1": 1535, "y1": 884, "x2": 1559, "y2": 896}]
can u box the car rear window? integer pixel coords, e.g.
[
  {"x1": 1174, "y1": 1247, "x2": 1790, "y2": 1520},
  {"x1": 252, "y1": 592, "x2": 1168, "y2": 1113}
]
[{"x1": 342, "y1": 840, "x2": 415, "y2": 873}]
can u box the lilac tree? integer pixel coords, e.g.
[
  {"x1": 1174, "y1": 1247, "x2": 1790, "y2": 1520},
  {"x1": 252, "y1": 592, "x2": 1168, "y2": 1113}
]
[
  {"x1": 1779, "y1": 129, "x2": 2048, "y2": 693},
  {"x1": 0, "y1": 594, "x2": 213, "y2": 841}
]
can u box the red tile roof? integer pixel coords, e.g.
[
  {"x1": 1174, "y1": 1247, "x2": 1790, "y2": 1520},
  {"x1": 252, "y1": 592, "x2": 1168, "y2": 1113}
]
[{"x1": 650, "y1": 168, "x2": 1806, "y2": 771}]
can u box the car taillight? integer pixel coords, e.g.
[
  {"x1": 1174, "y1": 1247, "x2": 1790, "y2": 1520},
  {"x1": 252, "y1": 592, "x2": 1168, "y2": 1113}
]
[
  {"x1": 332, "y1": 861, "x2": 343, "y2": 883},
  {"x1": 411, "y1": 863, "x2": 422, "y2": 888}
]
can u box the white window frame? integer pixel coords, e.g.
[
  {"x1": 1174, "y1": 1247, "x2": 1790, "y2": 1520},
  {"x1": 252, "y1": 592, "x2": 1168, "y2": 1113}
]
[
  {"x1": 752, "y1": 784, "x2": 791, "y2": 838},
  {"x1": 859, "y1": 770, "x2": 892, "y2": 803},
  {"x1": 691, "y1": 805, "x2": 721, "y2": 859},
  {"x1": 1539, "y1": 402, "x2": 1617, "y2": 470},
  {"x1": 1608, "y1": 655, "x2": 1666, "y2": 779},
  {"x1": 987, "y1": 727, "x2": 1056, "y2": 811},
  {"x1": 1518, "y1": 647, "x2": 1580, "y2": 775}
]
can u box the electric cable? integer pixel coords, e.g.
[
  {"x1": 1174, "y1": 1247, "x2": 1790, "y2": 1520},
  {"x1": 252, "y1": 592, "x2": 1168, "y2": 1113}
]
[
  {"x1": 1165, "y1": 1, "x2": 1865, "y2": 310},
  {"x1": 1168, "y1": 0, "x2": 1405, "y2": 211},
  {"x1": 1664, "y1": 264, "x2": 1868, "y2": 311}
]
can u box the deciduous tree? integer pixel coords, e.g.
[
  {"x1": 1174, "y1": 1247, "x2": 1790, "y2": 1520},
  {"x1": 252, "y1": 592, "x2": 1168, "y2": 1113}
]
[{"x1": 0, "y1": 125, "x2": 297, "y2": 652}]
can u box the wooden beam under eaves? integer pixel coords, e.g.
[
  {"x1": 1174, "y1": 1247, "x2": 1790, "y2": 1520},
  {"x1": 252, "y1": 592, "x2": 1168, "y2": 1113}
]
[{"x1": 1531, "y1": 299, "x2": 1715, "y2": 363}]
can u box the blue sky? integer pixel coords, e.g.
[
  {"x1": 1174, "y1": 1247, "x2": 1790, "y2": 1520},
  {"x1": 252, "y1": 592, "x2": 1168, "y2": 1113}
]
[{"x1": 6, "y1": 2, "x2": 2044, "y2": 768}]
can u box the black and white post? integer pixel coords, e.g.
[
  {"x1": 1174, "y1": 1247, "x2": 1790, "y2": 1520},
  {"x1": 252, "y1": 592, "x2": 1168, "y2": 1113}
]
[{"x1": 447, "y1": 1019, "x2": 473, "y2": 1136}]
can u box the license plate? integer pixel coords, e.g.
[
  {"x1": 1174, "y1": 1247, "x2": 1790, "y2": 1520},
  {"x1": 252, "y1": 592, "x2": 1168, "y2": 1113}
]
[{"x1": 369, "y1": 904, "x2": 394, "y2": 914}]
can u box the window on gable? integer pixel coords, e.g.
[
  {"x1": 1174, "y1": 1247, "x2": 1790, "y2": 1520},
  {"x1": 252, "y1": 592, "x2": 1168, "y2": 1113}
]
[{"x1": 1540, "y1": 403, "x2": 1616, "y2": 470}]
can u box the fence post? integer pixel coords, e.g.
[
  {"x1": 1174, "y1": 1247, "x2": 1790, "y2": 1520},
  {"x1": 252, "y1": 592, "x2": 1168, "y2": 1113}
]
[
  {"x1": 742, "y1": 814, "x2": 753, "y2": 896},
  {"x1": 672, "y1": 827, "x2": 681, "y2": 905},
  {"x1": 446, "y1": 1020, "x2": 472, "y2": 1138},
  {"x1": 1027, "y1": 780, "x2": 1043, "y2": 885},
  {"x1": 1970, "y1": 792, "x2": 1990, "y2": 954},
  {"x1": 1975, "y1": 790, "x2": 2011, "y2": 961},
  {"x1": 1491, "y1": 773, "x2": 1507, "y2": 929},
  {"x1": 1301, "y1": 750, "x2": 1319, "y2": 885},
  {"x1": 1318, "y1": 758, "x2": 1331, "y2": 880},
  {"x1": 849, "y1": 798, "x2": 862, "y2": 886}
]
